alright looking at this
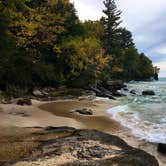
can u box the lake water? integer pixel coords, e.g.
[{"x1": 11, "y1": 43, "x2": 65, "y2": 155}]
[{"x1": 107, "y1": 78, "x2": 166, "y2": 143}]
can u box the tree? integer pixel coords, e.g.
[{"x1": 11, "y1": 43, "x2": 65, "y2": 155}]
[
  {"x1": 59, "y1": 37, "x2": 108, "y2": 87},
  {"x1": 137, "y1": 53, "x2": 154, "y2": 80},
  {"x1": 101, "y1": 0, "x2": 122, "y2": 55},
  {"x1": 54, "y1": 0, "x2": 84, "y2": 38},
  {"x1": 82, "y1": 20, "x2": 104, "y2": 40},
  {"x1": 116, "y1": 27, "x2": 134, "y2": 49},
  {"x1": 0, "y1": 1, "x2": 17, "y2": 90},
  {"x1": 122, "y1": 47, "x2": 139, "y2": 80}
]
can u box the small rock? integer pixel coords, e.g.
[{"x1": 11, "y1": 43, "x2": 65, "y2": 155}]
[
  {"x1": 130, "y1": 89, "x2": 137, "y2": 95},
  {"x1": 17, "y1": 98, "x2": 32, "y2": 106},
  {"x1": 78, "y1": 95, "x2": 95, "y2": 101},
  {"x1": 1, "y1": 99, "x2": 12, "y2": 104},
  {"x1": 113, "y1": 91, "x2": 126, "y2": 97},
  {"x1": 123, "y1": 87, "x2": 129, "y2": 91},
  {"x1": 33, "y1": 90, "x2": 43, "y2": 97},
  {"x1": 74, "y1": 108, "x2": 93, "y2": 115},
  {"x1": 158, "y1": 143, "x2": 166, "y2": 154},
  {"x1": 10, "y1": 112, "x2": 31, "y2": 117},
  {"x1": 142, "y1": 90, "x2": 155, "y2": 96}
]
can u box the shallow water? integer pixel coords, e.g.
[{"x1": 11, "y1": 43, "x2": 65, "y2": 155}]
[{"x1": 107, "y1": 78, "x2": 166, "y2": 144}]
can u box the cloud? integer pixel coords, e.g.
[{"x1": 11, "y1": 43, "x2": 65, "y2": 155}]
[
  {"x1": 71, "y1": 0, "x2": 104, "y2": 21},
  {"x1": 116, "y1": 0, "x2": 166, "y2": 31},
  {"x1": 156, "y1": 47, "x2": 166, "y2": 55}
]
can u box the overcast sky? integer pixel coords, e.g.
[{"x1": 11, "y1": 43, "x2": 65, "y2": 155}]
[{"x1": 71, "y1": 0, "x2": 166, "y2": 77}]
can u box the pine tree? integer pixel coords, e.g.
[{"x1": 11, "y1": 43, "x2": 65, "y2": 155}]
[{"x1": 102, "y1": 0, "x2": 122, "y2": 55}]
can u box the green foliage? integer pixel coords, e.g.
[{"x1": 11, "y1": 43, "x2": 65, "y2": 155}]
[
  {"x1": 116, "y1": 27, "x2": 134, "y2": 49},
  {"x1": 101, "y1": 0, "x2": 122, "y2": 55},
  {"x1": 122, "y1": 47, "x2": 139, "y2": 80},
  {"x1": 82, "y1": 20, "x2": 104, "y2": 40},
  {"x1": 0, "y1": 0, "x2": 158, "y2": 92},
  {"x1": 137, "y1": 53, "x2": 154, "y2": 80},
  {"x1": 59, "y1": 37, "x2": 107, "y2": 87},
  {"x1": 0, "y1": 3, "x2": 16, "y2": 90}
]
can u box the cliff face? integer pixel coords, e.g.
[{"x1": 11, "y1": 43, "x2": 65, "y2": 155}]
[{"x1": 9, "y1": 127, "x2": 159, "y2": 166}]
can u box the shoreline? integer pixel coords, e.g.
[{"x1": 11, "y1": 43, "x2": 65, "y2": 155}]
[
  {"x1": 38, "y1": 99, "x2": 166, "y2": 166},
  {"x1": 0, "y1": 98, "x2": 164, "y2": 165}
]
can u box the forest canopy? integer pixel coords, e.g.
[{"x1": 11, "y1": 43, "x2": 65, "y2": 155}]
[{"x1": 0, "y1": 0, "x2": 159, "y2": 91}]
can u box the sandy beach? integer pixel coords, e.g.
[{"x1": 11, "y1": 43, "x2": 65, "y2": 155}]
[
  {"x1": 0, "y1": 99, "x2": 121, "y2": 131},
  {"x1": 0, "y1": 99, "x2": 121, "y2": 165},
  {"x1": 0, "y1": 98, "x2": 164, "y2": 166}
]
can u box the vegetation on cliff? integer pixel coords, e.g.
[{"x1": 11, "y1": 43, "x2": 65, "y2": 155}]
[{"x1": 0, "y1": 0, "x2": 159, "y2": 91}]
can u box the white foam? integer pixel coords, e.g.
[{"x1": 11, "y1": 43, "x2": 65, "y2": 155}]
[{"x1": 107, "y1": 105, "x2": 166, "y2": 143}]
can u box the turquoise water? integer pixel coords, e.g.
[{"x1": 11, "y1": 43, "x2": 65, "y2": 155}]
[{"x1": 107, "y1": 78, "x2": 166, "y2": 143}]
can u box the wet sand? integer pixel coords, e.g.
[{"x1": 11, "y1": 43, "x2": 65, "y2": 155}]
[{"x1": 39, "y1": 99, "x2": 121, "y2": 132}]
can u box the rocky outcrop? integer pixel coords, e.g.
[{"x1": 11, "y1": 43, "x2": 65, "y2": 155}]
[
  {"x1": 103, "y1": 80, "x2": 126, "y2": 92},
  {"x1": 112, "y1": 91, "x2": 126, "y2": 97},
  {"x1": 158, "y1": 143, "x2": 166, "y2": 154},
  {"x1": 90, "y1": 80, "x2": 126, "y2": 99},
  {"x1": 8, "y1": 127, "x2": 158, "y2": 166},
  {"x1": 142, "y1": 90, "x2": 155, "y2": 96},
  {"x1": 90, "y1": 87, "x2": 115, "y2": 100},
  {"x1": 41, "y1": 128, "x2": 159, "y2": 166}
]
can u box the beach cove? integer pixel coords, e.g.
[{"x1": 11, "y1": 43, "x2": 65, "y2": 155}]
[{"x1": 0, "y1": 95, "x2": 164, "y2": 166}]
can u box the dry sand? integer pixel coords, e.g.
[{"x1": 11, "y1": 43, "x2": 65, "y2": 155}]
[{"x1": 0, "y1": 98, "x2": 121, "y2": 131}]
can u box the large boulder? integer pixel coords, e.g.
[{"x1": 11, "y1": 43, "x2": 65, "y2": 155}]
[
  {"x1": 103, "y1": 80, "x2": 126, "y2": 92},
  {"x1": 142, "y1": 90, "x2": 155, "y2": 96},
  {"x1": 6, "y1": 128, "x2": 159, "y2": 166},
  {"x1": 90, "y1": 86, "x2": 115, "y2": 100},
  {"x1": 98, "y1": 92, "x2": 116, "y2": 100},
  {"x1": 158, "y1": 143, "x2": 166, "y2": 154},
  {"x1": 38, "y1": 128, "x2": 159, "y2": 166}
]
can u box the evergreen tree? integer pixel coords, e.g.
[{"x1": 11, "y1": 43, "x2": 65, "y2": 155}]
[
  {"x1": 102, "y1": 0, "x2": 122, "y2": 55},
  {"x1": 116, "y1": 27, "x2": 134, "y2": 49}
]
